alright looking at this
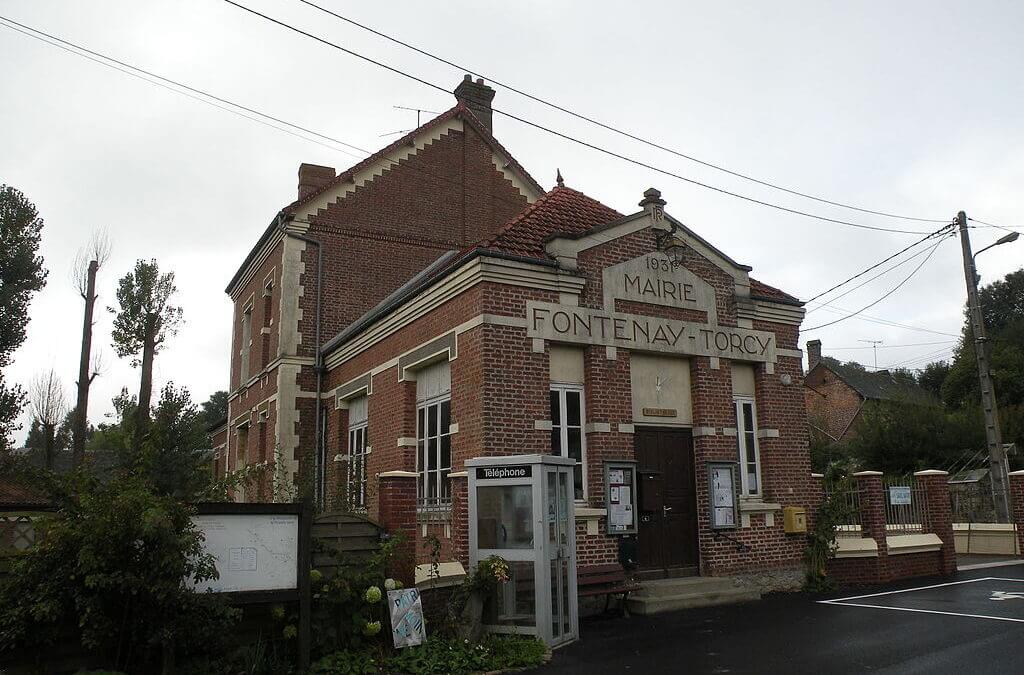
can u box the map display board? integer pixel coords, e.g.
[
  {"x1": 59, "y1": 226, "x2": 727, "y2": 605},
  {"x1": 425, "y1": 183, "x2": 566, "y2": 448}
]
[{"x1": 191, "y1": 513, "x2": 299, "y2": 593}]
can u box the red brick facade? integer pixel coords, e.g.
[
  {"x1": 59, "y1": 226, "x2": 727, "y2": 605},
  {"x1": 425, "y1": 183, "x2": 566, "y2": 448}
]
[{"x1": 217, "y1": 78, "x2": 821, "y2": 586}]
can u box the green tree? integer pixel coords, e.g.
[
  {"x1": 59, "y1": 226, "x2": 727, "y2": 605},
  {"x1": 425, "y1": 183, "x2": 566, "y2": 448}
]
[
  {"x1": 109, "y1": 259, "x2": 183, "y2": 448},
  {"x1": 141, "y1": 383, "x2": 212, "y2": 499},
  {"x1": 918, "y1": 361, "x2": 951, "y2": 400},
  {"x1": 198, "y1": 390, "x2": 228, "y2": 431},
  {"x1": 0, "y1": 185, "x2": 48, "y2": 451}
]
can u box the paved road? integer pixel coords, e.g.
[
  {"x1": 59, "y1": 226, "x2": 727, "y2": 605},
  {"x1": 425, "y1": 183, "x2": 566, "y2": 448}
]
[{"x1": 544, "y1": 565, "x2": 1024, "y2": 674}]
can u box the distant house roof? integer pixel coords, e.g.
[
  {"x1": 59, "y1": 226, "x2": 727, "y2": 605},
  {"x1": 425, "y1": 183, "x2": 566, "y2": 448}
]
[
  {"x1": 0, "y1": 478, "x2": 50, "y2": 508},
  {"x1": 814, "y1": 359, "x2": 933, "y2": 403}
]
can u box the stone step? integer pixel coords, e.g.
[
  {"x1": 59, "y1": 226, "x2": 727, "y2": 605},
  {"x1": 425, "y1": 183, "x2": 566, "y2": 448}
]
[
  {"x1": 632, "y1": 576, "x2": 738, "y2": 596},
  {"x1": 626, "y1": 578, "x2": 760, "y2": 615}
]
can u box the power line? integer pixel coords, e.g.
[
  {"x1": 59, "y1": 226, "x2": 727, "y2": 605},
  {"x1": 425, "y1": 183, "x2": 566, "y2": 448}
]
[
  {"x1": 0, "y1": 15, "x2": 369, "y2": 159},
  {"x1": 877, "y1": 346, "x2": 957, "y2": 371},
  {"x1": 967, "y1": 217, "x2": 1024, "y2": 234},
  {"x1": 803, "y1": 238, "x2": 948, "y2": 332},
  {"x1": 805, "y1": 230, "x2": 953, "y2": 312},
  {"x1": 0, "y1": 14, "x2": 530, "y2": 214},
  {"x1": 808, "y1": 305, "x2": 960, "y2": 337},
  {"x1": 802, "y1": 223, "x2": 953, "y2": 304},
  {"x1": 220, "y1": 0, "x2": 937, "y2": 236},
  {"x1": 823, "y1": 340, "x2": 955, "y2": 350},
  {"x1": 294, "y1": 0, "x2": 949, "y2": 225}
]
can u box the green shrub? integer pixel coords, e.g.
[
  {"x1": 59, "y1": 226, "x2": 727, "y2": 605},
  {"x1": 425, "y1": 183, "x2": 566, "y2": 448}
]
[
  {"x1": 0, "y1": 471, "x2": 238, "y2": 671},
  {"x1": 310, "y1": 635, "x2": 547, "y2": 675}
]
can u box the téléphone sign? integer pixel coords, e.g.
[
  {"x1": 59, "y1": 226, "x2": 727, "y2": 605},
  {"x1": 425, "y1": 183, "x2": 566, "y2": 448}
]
[
  {"x1": 475, "y1": 466, "x2": 532, "y2": 480},
  {"x1": 889, "y1": 486, "x2": 912, "y2": 506}
]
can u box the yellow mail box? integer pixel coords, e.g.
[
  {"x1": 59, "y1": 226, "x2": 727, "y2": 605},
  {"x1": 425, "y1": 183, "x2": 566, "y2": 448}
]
[{"x1": 783, "y1": 506, "x2": 807, "y2": 534}]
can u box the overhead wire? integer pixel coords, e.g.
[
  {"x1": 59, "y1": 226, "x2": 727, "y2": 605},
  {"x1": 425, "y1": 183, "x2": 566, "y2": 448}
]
[
  {"x1": 823, "y1": 340, "x2": 956, "y2": 351},
  {"x1": 0, "y1": 13, "x2": 533, "y2": 215},
  {"x1": 802, "y1": 237, "x2": 949, "y2": 332},
  {"x1": 294, "y1": 0, "x2": 950, "y2": 225},
  {"x1": 219, "y1": 0, "x2": 938, "y2": 236}
]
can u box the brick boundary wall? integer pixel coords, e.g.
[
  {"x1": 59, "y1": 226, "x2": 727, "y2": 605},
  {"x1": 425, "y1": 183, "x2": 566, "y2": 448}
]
[
  {"x1": 1010, "y1": 470, "x2": 1024, "y2": 556},
  {"x1": 826, "y1": 469, "x2": 957, "y2": 587}
]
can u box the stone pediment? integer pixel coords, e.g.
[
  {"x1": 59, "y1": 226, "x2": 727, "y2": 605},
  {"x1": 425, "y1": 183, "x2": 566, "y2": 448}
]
[{"x1": 602, "y1": 253, "x2": 718, "y2": 323}]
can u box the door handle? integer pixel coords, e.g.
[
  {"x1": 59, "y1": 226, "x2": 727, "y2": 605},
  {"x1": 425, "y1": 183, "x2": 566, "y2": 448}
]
[{"x1": 663, "y1": 506, "x2": 673, "y2": 513}]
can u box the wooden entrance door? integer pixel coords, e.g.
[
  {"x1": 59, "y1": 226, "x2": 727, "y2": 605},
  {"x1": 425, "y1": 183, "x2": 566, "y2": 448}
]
[{"x1": 636, "y1": 428, "x2": 698, "y2": 571}]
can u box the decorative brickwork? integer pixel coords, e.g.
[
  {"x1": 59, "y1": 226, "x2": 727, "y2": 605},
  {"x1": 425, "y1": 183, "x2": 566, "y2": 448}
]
[
  {"x1": 1009, "y1": 471, "x2": 1024, "y2": 556},
  {"x1": 377, "y1": 473, "x2": 417, "y2": 586}
]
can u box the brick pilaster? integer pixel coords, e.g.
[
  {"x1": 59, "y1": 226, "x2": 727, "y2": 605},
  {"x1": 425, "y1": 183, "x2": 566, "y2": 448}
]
[
  {"x1": 853, "y1": 471, "x2": 887, "y2": 581},
  {"x1": 914, "y1": 469, "x2": 956, "y2": 576},
  {"x1": 1009, "y1": 470, "x2": 1024, "y2": 557},
  {"x1": 450, "y1": 472, "x2": 469, "y2": 566},
  {"x1": 378, "y1": 471, "x2": 417, "y2": 586}
]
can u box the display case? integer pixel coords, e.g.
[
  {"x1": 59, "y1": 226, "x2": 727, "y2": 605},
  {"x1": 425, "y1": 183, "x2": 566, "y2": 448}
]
[
  {"x1": 467, "y1": 454, "x2": 578, "y2": 647},
  {"x1": 604, "y1": 460, "x2": 638, "y2": 535}
]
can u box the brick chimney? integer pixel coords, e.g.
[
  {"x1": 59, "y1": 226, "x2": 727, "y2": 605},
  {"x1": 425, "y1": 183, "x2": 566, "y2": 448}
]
[
  {"x1": 807, "y1": 339, "x2": 822, "y2": 370},
  {"x1": 297, "y1": 163, "x2": 335, "y2": 200},
  {"x1": 454, "y1": 74, "x2": 496, "y2": 131}
]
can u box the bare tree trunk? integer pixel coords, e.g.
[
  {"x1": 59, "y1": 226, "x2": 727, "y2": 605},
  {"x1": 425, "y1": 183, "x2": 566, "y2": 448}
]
[
  {"x1": 43, "y1": 423, "x2": 55, "y2": 470},
  {"x1": 73, "y1": 259, "x2": 98, "y2": 468},
  {"x1": 134, "y1": 326, "x2": 156, "y2": 451}
]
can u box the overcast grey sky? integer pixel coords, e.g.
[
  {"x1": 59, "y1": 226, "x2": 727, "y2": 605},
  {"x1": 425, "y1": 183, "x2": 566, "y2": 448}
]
[{"x1": 2, "y1": 0, "x2": 1022, "y2": 442}]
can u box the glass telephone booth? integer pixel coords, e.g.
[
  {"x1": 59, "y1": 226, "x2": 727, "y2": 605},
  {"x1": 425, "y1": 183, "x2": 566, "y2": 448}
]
[{"x1": 467, "y1": 454, "x2": 578, "y2": 647}]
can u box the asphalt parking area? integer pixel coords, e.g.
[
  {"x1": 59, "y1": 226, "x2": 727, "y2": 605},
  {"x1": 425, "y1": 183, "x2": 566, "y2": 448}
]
[
  {"x1": 821, "y1": 576, "x2": 1024, "y2": 624},
  {"x1": 543, "y1": 568, "x2": 1024, "y2": 674}
]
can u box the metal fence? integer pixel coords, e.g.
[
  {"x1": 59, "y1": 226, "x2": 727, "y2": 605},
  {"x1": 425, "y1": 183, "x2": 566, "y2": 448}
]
[
  {"x1": 825, "y1": 482, "x2": 863, "y2": 538},
  {"x1": 949, "y1": 482, "x2": 1001, "y2": 523},
  {"x1": 884, "y1": 477, "x2": 929, "y2": 536}
]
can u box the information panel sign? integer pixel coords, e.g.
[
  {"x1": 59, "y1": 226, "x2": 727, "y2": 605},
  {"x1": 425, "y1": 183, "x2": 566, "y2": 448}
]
[
  {"x1": 708, "y1": 462, "x2": 739, "y2": 530},
  {"x1": 889, "y1": 486, "x2": 912, "y2": 506},
  {"x1": 605, "y1": 460, "x2": 638, "y2": 535},
  {"x1": 191, "y1": 513, "x2": 299, "y2": 593},
  {"x1": 389, "y1": 588, "x2": 426, "y2": 648}
]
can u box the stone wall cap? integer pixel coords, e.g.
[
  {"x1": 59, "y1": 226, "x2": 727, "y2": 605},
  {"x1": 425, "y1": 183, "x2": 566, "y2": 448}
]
[
  {"x1": 378, "y1": 471, "x2": 417, "y2": 479},
  {"x1": 810, "y1": 473, "x2": 824, "y2": 478},
  {"x1": 448, "y1": 471, "x2": 468, "y2": 479},
  {"x1": 913, "y1": 469, "x2": 949, "y2": 476},
  {"x1": 1009, "y1": 470, "x2": 1024, "y2": 477},
  {"x1": 852, "y1": 471, "x2": 883, "y2": 476}
]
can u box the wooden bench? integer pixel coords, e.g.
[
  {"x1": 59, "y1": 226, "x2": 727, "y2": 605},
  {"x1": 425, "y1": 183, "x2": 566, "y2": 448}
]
[{"x1": 577, "y1": 563, "x2": 641, "y2": 617}]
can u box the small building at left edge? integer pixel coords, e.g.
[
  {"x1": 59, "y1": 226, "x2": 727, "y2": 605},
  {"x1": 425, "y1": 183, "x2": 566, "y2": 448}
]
[{"x1": 210, "y1": 76, "x2": 815, "y2": 595}]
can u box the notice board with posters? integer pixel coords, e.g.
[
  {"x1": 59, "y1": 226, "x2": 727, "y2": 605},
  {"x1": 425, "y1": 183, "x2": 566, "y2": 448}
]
[
  {"x1": 604, "y1": 460, "x2": 638, "y2": 535},
  {"x1": 708, "y1": 462, "x2": 739, "y2": 529}
]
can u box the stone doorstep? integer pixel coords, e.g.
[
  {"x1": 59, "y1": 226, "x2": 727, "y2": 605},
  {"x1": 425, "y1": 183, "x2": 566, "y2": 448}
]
[{"x1": 625, "y1": 576, "x2": 761, "y2": 615}]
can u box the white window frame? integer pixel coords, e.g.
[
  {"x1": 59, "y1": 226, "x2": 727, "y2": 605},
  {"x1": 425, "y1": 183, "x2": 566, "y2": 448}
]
[
  {"x1": 347, "y1": 418, "x2": 369, "y2": 511},
  {"x1": 734, "y1": 396, "x2": 762, "y2": 498},
  {"x1": 239, "y1": 303, "x2": 253, "y2": 382},
  {"x1": 550, "y1": 384, "x2": 587, "y2": 502},
  {"x1": 416, "y1": 393, "x2": 452, "y2": 508}
]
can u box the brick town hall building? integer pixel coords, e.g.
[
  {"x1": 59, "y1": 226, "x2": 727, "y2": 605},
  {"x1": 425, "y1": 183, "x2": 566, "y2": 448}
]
[{"x1": 212, "y1": 77, "x2": 815, "y2": 588}]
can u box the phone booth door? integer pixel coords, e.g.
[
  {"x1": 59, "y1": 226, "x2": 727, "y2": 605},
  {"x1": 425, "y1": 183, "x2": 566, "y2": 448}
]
[{"x1": 544, "y1": 464, "x2": 578, "y2": 646}]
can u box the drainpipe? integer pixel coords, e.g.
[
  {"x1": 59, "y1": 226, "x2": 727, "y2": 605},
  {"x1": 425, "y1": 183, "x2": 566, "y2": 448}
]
[{"x1": 276, "y1": 213, "x2": 325, "y2": 509}]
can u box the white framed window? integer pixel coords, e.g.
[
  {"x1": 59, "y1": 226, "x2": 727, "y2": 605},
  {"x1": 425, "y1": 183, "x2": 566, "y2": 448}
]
[
  {"x1": 734, "y1": 397, "x2": 761, "y2": 497},
  {"x1": 550, "y1": 385, "x2": 586, "y2": 501},
  {"x1": 239, "y1": 304, "x2": 253, "y2": 382},
  {"x1": 416, "y1": 395, "x2": 452, "y2": 506},
  {"x1": 347, "y1": 396, "x2": 369, "y2": 510}
]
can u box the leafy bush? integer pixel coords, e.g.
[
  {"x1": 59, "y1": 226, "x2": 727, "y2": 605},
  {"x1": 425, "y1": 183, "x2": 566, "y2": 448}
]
[
  {"x1": 0, "y1": 471, "x2": 238, "y2": 671},
  {"x1": 311, "y1": 635, "x2": 547, "y2": 675}
]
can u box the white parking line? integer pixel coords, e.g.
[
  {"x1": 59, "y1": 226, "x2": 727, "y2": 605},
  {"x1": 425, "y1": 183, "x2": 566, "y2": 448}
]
[
  {"x1": 958, "y1": 559, "x2": 1024, "y2": 572},
  {"x1": 823, "y1": 601, "x2": 1024, "y2": 624},
  {"x1": 819, "y1": 577, "x2": 996, "y2": 604}
]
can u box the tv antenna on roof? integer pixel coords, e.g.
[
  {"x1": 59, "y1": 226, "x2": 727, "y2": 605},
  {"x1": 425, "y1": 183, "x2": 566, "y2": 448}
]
[
  {"x1": 859, "y1": 339, "x2": 883, "y2": 370},
  {"x1": 379, "y1": 106, "x2": 442, "y2": 138}
]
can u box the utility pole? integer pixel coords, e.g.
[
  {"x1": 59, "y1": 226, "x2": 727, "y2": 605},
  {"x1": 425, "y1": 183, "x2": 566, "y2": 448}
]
[
  {"x1": 859, "y1": 339, "x2": 883, "y2": 370},
  {"x1": 956, "y1": 211, "x2": 1009, "y2": 522}
]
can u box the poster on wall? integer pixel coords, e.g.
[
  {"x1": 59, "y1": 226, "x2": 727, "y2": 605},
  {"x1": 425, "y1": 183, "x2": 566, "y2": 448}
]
[
  {"x1": 389, "y1": 588, "x2": 426, "y2": 648},
  {"x1": 708, "y1": 462, "x2": 738, "y2": 530}
]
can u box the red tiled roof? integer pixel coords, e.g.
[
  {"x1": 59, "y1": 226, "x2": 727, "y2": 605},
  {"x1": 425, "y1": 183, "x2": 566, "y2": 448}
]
[
  {"x1": 481, "y1": 185, "x2": 624, "y2": 258},
  {"x1": 0, "y1": 478, "x2": 49, "y2": 508},
  {"x1": 749, "y1": 278, "x2": 802, "y2": 305},
  {"x1": 282, "y1": 103, "x2": 543, "y2": 216}
]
